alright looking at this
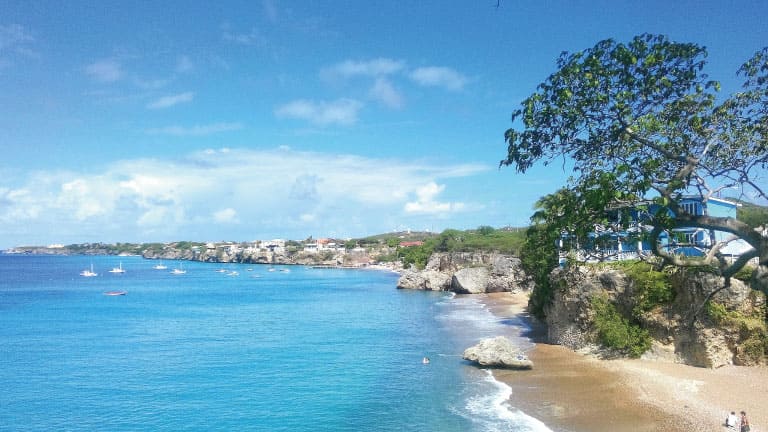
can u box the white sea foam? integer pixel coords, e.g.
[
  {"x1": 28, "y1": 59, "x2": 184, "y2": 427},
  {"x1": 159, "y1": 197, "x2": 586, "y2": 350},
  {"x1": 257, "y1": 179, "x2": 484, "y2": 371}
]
[
  {"x1": 437, "y1": 294, "x2": 546, "y2": 430},
  {"x1": 436, "y1": 295, "x2": 534, "y2": 351},
  {"x1": 462, "y1": 370, "x2": 553, "y2": 432}
]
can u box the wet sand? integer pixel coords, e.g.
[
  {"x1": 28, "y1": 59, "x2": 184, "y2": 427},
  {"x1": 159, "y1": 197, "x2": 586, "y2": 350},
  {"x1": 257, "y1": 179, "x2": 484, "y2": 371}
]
[{"x1": 480, "y1": 292, "x2": 768, "y2": 432}]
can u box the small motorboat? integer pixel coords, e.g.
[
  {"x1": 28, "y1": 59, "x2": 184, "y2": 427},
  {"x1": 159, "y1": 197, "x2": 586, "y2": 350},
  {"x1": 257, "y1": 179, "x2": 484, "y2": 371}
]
[{"x1": 104, "y1": 290, "x2": 127, "y2": 296}]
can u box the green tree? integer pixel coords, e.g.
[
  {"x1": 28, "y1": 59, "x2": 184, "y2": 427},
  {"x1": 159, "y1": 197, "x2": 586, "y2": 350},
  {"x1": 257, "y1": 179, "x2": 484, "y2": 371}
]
[
  {"x1": 477, "y1": 225, "x2": 496, "y2": 236},
  {"x1": 501, "y1": 34, "x2": 768, "y2": 279},
  {"x1": 738, "y1": 202, "x2": 768, "y2": 229},
  {"x1": 520, "y1": 218, "x2": 561, "y2": 318}
]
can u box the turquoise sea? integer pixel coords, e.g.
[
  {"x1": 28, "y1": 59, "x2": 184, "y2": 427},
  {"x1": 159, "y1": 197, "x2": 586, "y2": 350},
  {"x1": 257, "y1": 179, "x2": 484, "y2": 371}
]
[{"x1": 0, "y1": 255, "x2": 551, "y2": 431}]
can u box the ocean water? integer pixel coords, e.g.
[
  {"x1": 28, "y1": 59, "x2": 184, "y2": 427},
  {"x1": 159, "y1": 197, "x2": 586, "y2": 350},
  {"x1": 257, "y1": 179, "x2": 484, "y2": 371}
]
[{"x1": 0, "y1": 255, "x2": 551, "y2": 432}]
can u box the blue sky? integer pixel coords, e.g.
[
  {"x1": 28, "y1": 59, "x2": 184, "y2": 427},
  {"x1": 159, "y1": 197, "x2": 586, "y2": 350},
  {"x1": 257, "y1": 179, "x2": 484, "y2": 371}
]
[{"x1": 1, "y1": 0, "x2": 767, "y2": 248}]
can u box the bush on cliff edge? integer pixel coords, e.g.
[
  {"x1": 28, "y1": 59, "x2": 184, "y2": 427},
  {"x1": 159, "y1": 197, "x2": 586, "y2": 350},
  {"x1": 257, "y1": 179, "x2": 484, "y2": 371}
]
[
  {"x1": 707, "y1": 300, "x2": 768, "y2": 363},
  {"x1": 591, "y1": 295, "x2": 652, "y2": 358}
]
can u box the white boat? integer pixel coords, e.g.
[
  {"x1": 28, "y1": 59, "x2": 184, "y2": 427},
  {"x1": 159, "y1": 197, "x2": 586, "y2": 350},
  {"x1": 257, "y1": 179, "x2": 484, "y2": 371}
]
[
  {"x1": 170, "y1": 263, "x2": 186, "y2": 275},
  {"x1": 108, "y1": 262, "x2": 126, "y2": 274},
  {"x1": 80, "y1": 263, "x2": 98, "y2": 277},
  {"x1": 153, "y1": 261, "x2": 168, "y2": 270}
]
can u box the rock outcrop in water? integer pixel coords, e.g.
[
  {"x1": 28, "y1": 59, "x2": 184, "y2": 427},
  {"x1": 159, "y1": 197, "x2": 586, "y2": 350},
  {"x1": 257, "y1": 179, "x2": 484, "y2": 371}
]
[
  {"x1": 462, "y1": 336, "x2": 533, "y2": 369},
  {"x1": 396, "y1": 252, "x2": 533, "y2": 294}
]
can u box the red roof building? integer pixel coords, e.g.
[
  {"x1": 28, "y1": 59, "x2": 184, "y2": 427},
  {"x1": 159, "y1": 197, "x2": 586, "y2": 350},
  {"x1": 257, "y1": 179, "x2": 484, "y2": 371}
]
[{"x1": 399, "y1": 241, "x2": 424, "y2": 247}]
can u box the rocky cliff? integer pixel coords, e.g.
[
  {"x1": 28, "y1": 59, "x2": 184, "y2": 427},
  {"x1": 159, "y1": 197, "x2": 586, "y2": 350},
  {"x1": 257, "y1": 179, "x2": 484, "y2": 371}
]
[
  {"x1": 396, "y1": 252, "x2": 533, "y2": 293},
  {"x1": 141, "y1": 247, "x2": 379, "y2": 268},
  {"x1": 399, "y1": 251, "x2": 767, "y2": 368},
  {"x1": 545, "y1": 265, "x2": 767, "y2": 368}
]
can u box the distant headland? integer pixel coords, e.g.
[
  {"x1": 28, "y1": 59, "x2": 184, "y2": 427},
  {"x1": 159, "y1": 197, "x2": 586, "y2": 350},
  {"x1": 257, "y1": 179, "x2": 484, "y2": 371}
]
[{"x1": 1, "y1": 230, "x2": 447, "y2": 269}]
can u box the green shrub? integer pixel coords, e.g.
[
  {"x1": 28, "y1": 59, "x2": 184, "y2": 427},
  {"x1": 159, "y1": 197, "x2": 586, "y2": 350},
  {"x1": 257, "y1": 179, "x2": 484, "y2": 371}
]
[
  {"x1": 591, "y1": 295, "x2": 652, "y2": 357},
  {"x1": 706, "y1": 301, "x2": 729, "y2": 325},
  {"x1": 616, "y1": 261, "x2": 675, "y2": 314},
  {"x1": 376, "y1": 252, "x2": 398, "y2": 263},
  {"x1": 738, "y1": 317, "x2": 768, "y2": 361},
  {"x1": 520, "y1": 223, "x2": 561, "y2": 319},
  {"x1": 740, "y1": 335, "x2": 768, "y2": 360},
  {"x1": 592, "y1": 260, "x2": 674, "y2": 317},
  {"x1": 400, "y1": 243, "x2": 434, "y2": 270},
  {"x1": 733, "y1": 265, "x2": 756, "y2": 282},
  {"x1": 706, "y1": 301, "x2": 768, "y2": 363}
]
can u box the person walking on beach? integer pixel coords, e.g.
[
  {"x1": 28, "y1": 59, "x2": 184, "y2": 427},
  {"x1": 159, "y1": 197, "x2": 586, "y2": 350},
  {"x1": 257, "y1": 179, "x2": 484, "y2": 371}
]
[{"x1": 740, "y1": 411, "x2": 750, "y2": 432}]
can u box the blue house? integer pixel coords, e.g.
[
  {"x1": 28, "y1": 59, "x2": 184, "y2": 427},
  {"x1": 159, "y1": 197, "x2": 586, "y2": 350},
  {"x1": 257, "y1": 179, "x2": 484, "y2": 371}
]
[
  {"x1": 656, "y1": 196, "x2": 739, "y2": 257},
  {"x1": 558, "y1": 196, "x2": 742, "y2": 264}
]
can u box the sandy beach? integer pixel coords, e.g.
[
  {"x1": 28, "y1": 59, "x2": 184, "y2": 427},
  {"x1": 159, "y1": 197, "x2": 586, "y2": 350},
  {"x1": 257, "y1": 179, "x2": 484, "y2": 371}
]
[{"x1": 481, "y1": 292, "x2": 768, "y2": 432}]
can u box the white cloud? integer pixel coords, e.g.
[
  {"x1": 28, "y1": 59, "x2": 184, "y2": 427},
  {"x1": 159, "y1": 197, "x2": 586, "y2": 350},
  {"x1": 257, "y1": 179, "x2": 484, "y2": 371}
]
[
  {"x1": 404, "y1": 182, "x2": 466, "y2": 214},
  {"x1": 59, "y1": 178, "x2": 111, "y2": 220},
  {"x1": 275, "y1": 98, "x2": 363, "y2": 126},
  {"x1": 320, "y1": 58, "x2": 405, "y2": 80},
  {"x1": 85, "y1": 59, "x2": 123, "y2": 83},
  {"x1": 409, "y1": 66, "x2": 467, "y2": 91},
  {"x1": 289, "y1": 174, "x2": 320, "y2": 201},
  {"x1": 146, "y1": 122, "x2": 243, "y2": 136},
  {"x1": 147, "y1": 92, "x2": 194, "y2": 109},
  {"x1": 213, "y1": 208, "x2": 239, "y2": 224},
  {"x1": 369, "y1": 77, "x2": 404, "y2": 109},
  {"x1": 0, "y1": 148, "x2": 488, "y2": 246}
]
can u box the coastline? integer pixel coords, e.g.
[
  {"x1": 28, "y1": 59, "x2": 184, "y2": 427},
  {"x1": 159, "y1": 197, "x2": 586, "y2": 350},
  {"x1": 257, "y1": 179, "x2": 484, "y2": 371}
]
[{"x1": 480, "y1": 291, "x2": 768, "y2": 432}]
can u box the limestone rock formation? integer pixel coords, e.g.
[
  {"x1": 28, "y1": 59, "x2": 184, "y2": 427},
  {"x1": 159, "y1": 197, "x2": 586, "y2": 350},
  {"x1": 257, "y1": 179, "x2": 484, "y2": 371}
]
[
  {"x1": 451, "y1": 267, "x2": 490, "y2": 294},
  {"x1": 396, "y1": 252, "x2": 533, "y2": 294},
  {"x1": 396, "y1": 269, "x2": 451, "y2": 290},
  {"x1": 544, "y1": 265, "x2": 766, "y2": 368},
  {"x1": 462, "y1": 336, "x2": 533, "y2": 369}
]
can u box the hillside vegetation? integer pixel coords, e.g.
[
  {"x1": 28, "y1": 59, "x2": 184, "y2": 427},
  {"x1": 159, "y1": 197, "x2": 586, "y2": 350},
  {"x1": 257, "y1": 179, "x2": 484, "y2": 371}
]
[
  {"x1": 393, "y1": 226, "x2": 526, "y2": 270},
  {"x1": 735, "y1": 200, "x2": 768, "y2": 229}
]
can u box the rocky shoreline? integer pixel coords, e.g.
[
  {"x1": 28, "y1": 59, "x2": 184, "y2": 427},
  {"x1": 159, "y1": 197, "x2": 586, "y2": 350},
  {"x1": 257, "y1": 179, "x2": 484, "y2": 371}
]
[
  {"x1": 396, "y1": 251, "x2": 533, "y2": 293},
  {"x1": 396, "y1": 251, "x2": 767, "y2": 369},
  {"x1": 5, "y1": 242, "x2": 402, "y2": 270}
]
